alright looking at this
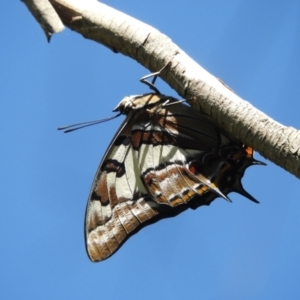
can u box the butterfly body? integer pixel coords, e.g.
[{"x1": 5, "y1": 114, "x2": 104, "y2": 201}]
[{"x1": 85, "y1": 92, "x2": 263, "y2": 262}]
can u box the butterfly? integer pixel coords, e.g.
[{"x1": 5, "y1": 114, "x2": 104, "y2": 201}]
[{"x1": 60, "y1": 71, "x2": 265, "y2": 262}]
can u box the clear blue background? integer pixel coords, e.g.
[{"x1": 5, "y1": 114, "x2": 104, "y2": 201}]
[{"x1": 1, "y1": 1, "x2": 300, "y2": 299}]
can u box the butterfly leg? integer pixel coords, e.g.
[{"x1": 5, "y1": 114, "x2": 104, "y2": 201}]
[{"x1": 139, "y1": 59, "x2": 174, "y2": 94}]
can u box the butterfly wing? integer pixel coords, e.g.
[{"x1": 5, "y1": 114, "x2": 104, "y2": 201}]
[
  {"x1": 85, "y1": 95, "x2": 261, "y2": 261},
  {"x1": 84, "y1": 111, "x2": 153, "y2": 261},
  {"x1": 148, "y1": 102, "x2": 261, "y2": 207}
]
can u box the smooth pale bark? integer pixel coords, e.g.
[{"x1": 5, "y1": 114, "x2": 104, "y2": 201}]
[
  {"x1": 23, "y1": 0, "x2": 300, "y2": 179},
  {"x1": 22, "y1": 0, "x2": 64, "y2": 41}
]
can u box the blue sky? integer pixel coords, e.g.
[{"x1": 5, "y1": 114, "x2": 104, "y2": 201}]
[{"x1": 1, "y1": 1, "x2": 300, "y2": 299}]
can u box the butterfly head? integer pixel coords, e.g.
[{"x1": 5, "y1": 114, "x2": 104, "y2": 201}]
[{"x1": 113, "y1": 93, "x2": 169, "y2": 115}]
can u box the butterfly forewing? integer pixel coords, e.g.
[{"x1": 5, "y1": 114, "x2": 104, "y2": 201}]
[{"x1": 85, "y1": 93, "x2": 261, "y2": 261}]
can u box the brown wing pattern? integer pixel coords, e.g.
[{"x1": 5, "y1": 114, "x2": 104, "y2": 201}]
[{"x1": 85, "y1": 93, "x2": 264, "y2": 261}]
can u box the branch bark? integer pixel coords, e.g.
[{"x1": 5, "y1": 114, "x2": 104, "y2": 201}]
[
  {"x1": 22, "y1": 0, "x2": 64, "y2": 41},
  {"x1": 23, "y1": 0, "x2": 300, "y2": 179}
]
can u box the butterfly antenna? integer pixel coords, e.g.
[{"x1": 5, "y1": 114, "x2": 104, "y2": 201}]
[{"x1": 57, "y1": 113, "x2": 122, "y2": 133}]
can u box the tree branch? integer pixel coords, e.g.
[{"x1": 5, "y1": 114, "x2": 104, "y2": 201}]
[
  {"x1": 24, "y1": 0, "x2": 300, "y2": 179},
  {"x1": 21, "y1": 0, "x2": 64, "y2": 41}
]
